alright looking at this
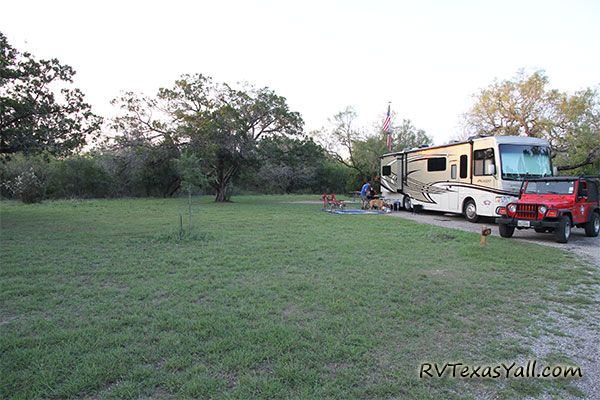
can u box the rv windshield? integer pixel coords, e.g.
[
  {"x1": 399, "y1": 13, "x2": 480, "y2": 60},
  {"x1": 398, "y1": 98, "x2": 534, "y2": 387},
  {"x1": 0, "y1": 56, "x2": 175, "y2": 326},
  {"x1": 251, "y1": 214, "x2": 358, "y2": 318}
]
[{"x1": 499, "y1": 144, "x2": 552, "y2": 180}]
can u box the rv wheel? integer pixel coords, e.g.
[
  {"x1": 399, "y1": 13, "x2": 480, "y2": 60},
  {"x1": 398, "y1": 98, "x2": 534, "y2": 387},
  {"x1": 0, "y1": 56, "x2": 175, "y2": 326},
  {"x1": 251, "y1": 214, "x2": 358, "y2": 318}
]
[
  {"x1": 403, "y1": 196, "x2": 412, "y2": 211},
  {"x1": 463, "y1": 199, "x2": 479, "y2": 223}
]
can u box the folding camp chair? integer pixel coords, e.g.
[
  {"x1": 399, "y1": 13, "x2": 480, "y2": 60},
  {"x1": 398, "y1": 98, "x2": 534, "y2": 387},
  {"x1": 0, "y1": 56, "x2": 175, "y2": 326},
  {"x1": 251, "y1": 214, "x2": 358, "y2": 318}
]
[{"x1": 323, "y1": 193, "x2": 346, "y2": 211}]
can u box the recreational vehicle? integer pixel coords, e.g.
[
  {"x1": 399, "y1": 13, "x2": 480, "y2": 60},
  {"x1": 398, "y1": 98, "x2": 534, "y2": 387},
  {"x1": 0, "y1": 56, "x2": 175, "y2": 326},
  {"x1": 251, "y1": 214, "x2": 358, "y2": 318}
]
[{"x1": 379, "y1": 136, "x2": 554, "y2": 222}]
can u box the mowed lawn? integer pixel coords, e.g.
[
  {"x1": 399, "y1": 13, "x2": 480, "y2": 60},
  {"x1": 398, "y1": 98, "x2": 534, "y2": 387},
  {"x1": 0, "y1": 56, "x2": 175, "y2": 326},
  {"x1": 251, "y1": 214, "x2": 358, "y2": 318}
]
[{"x1": 1, "y1": 196, "x2": 597, "y2": 399}]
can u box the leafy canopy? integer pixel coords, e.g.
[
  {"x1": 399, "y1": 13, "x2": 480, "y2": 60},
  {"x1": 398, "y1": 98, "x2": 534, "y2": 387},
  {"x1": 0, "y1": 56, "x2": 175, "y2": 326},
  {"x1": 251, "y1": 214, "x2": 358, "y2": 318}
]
[
  {"x1": 0, "y1": 32, "x2": 102, "y2": 157},
  {"x1": 463, "y1": 70, "x2": 600, "y2": 172}
]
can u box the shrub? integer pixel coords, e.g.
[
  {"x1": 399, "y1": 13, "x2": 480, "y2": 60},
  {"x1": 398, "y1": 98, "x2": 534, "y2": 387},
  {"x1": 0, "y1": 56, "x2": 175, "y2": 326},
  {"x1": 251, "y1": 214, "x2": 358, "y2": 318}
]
[
  {"x1": 4, "y1": 167, "x2": 46, "y2": 203},
  {"x1": 47, "y1": 156, "x2": 114, "y2": 199},
  {"x1": 1, "y1": 159, "x2": 48, "y2": 203}
]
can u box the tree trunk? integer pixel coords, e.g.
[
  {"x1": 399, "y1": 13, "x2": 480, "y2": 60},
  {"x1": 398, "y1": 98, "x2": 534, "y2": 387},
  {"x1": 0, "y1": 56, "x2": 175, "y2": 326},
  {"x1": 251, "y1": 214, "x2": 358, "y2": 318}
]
[
  {"x1": 214, "y1": 182, "x2": 230, "y2": 202},
  {"x1": 214, "y1": 177, "x2": 232, "y2": 202},
  {"x1": 213, "y1": 163, "x2": 237, "y2": 202},
  {"x1": 166, "y1": 177, "x2": 181, "y2": 197}
]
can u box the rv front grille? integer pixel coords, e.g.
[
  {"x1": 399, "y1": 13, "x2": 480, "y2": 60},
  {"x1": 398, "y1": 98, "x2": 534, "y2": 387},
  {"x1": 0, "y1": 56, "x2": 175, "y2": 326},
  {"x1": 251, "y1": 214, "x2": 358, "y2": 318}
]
[{"x1": 515, "y1": 204, "x2": 538, "y2": 220}]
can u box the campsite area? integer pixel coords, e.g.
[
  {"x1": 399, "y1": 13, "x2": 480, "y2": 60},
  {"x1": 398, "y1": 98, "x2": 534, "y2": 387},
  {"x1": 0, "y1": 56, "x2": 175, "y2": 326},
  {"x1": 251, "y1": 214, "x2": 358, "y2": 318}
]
[{"x1": 1, "y1": 196, "x2": 598, "y2": 399}]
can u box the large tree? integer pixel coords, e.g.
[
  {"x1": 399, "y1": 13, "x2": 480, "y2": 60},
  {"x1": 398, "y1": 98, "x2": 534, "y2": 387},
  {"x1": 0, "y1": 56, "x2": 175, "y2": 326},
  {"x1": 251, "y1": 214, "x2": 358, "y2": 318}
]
[
  {"x1": 463, "y1": 70, "x2": 600, "y2": 173},
  {"x1": 315, "y1": 106, "x2": 365, "y2": 175},
  {"x1": 112, "y1": 74, "x2": 303, "y2": 201},
  {"x1": 316, "y1": 107, "x2": 431, "y2": 181},
  {"x1": 392, "y1": 118, "x2": 432, "y2": 151},
  {"x1": 0, "y1": 32, "x2": 102, "y2": 157}
]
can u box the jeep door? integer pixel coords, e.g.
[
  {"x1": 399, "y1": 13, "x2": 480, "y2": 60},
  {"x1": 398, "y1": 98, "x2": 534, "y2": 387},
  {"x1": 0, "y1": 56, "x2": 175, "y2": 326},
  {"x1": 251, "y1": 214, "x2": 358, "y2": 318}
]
[{"x1": 574, "y1": 180, "x2": 591, "y2": 224}]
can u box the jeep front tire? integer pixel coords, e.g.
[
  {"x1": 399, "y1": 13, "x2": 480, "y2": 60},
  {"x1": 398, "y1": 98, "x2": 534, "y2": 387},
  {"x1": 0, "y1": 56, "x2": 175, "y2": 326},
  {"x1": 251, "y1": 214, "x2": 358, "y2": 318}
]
[
  {"x1": 499, "y1": 224, "x2": 515, "y2": 238},
  {"x1": 555, "y1": 216, "x2": 571, "y2": 243}
]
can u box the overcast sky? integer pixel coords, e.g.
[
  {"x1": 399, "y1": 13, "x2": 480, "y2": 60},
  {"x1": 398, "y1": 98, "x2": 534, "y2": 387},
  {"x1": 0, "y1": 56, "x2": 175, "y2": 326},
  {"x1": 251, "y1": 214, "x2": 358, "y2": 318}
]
[{"x1": 2, "y1": 0, "x2": 599, "y2": 144}]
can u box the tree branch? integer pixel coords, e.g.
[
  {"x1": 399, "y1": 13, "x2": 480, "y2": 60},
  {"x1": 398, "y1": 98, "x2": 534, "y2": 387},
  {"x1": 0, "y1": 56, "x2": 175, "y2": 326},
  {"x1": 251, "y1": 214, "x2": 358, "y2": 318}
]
[{"x1": 556, "y1": 147, "x2": 600, "y2": 171}]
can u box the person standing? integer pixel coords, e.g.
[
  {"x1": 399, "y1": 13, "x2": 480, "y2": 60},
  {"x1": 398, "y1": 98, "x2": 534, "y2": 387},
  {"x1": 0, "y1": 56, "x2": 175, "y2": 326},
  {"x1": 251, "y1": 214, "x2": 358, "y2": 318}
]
[{"x1": 360, "y1": 180, "x2": 371, "y2": 209}]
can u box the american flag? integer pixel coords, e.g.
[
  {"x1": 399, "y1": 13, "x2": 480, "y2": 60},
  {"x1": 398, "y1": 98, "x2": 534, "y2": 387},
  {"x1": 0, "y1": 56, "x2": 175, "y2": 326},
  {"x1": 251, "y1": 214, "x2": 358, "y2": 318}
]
[{"x1": 382, "y1": 103, "x2": 392, "y2": 151}]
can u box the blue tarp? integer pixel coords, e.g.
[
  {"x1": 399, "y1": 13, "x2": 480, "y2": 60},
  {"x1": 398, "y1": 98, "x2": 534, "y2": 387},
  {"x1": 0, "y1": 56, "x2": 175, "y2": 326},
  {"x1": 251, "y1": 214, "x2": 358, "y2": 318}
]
[{"x1": 323, "y1": 209, "x2": 387, "y2": 215}]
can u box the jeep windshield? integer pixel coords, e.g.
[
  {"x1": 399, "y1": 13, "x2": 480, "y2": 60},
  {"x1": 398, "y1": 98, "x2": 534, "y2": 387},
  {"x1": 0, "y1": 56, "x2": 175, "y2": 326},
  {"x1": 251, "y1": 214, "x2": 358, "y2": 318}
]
[
  {"x1": 524, "y1": 180, "x2": 575, "y2": 195},
  {"x1": 499, "y1": 144, "x2": 552, "y2": 180}
]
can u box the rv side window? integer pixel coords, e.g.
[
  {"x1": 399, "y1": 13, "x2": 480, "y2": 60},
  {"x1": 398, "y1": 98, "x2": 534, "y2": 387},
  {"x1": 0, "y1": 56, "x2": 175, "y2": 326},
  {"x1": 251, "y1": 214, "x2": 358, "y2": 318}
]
[
  {"x1": 427, "y1": 157, "x2": 446, "y2": 172},
  {"x1": 382, "y1": 165, "x2": 391, "y2": 176},
  {"x1": 460, "y1": 155, "x2": 468, "y2": 178},
  {"x1": 451, "y1": 165, "x2": 457, "y2": 179},
  {"x1": 473, "y1": 148, "x2": 495, "y2": 176}
]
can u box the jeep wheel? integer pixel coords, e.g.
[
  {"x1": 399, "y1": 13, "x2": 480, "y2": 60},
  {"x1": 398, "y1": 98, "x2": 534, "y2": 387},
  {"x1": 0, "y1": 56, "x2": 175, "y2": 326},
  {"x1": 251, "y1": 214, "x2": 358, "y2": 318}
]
[
  {"x1": 554, "y1": 216, "x2": 571, "y2": 243},
  {"x1": 585, "y1": 212, "x2": 600, "y2": 237},
  {"x1": 463, "y1": 199, "x2": 479, "y2": 223},
  {"x1": 403, "y1": 196, "x2": 412, "y2": 211},
  {"x1": 499, "y1": 224, "x2": 515, "y2": 238}
]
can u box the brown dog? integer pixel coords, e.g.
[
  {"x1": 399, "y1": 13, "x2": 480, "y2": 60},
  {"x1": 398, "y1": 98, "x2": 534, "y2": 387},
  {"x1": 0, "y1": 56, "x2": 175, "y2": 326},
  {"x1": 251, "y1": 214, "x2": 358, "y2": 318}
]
[
  {"x1": 369, "y1": 199, "x2": 388, "y2": 210},
  {"x1": 480, "y1": 226, "x2": 492, "y2": 246}
]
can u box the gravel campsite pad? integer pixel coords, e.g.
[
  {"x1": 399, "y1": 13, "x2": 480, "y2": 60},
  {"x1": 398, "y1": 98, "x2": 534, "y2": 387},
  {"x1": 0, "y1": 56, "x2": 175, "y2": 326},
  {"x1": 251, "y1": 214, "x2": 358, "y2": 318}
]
[{"x1": 389, "y1": 210, "x2": 600, "y2": 266}]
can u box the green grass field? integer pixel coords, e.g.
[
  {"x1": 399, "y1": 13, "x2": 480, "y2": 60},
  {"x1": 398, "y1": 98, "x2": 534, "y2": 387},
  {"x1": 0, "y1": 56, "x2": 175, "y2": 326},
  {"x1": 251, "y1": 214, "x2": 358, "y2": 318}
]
[{"x1": 1, "y1": 196, "x2": 597, "y2": 399}]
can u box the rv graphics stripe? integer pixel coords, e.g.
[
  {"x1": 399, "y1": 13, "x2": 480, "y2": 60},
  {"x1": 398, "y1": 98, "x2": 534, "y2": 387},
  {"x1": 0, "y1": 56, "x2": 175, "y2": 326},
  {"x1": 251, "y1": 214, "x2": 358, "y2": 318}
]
[
  {"x1": 403, "y1": 171, "x2": 458, "y2": 204},
  {"x1": 398, "y1": 173, "x2": 518, "y2": 205},
  {"x1": 406, "y1": 154, "x2": 449, "y2": 163},
  {"x1": 380, "y1": 180, "x2": 395, "y2": 193},
  {"x1": 431, "y1": 182, "x2": 518, "y2": 197},
  {"x1": 403, "y1": 181, "x2": 518, "y2": 205}
]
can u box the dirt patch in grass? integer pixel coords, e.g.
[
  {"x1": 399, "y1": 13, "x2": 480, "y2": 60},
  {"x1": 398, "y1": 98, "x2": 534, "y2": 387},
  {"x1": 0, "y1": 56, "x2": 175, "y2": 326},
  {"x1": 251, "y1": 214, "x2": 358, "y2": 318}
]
[
  {"x1": 431, "y1": 232, "x2": 457, "y2": 241},
  {"x1": 282, "y1": 304, "x2": 297, "y2": 317}
]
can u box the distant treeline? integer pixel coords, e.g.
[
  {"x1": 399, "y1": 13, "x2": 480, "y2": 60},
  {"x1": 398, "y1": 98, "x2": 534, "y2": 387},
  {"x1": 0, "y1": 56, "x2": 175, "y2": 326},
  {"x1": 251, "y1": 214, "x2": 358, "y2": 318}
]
[{"x1": 0, "y1": 137, "x2": 359, "y2": 203}]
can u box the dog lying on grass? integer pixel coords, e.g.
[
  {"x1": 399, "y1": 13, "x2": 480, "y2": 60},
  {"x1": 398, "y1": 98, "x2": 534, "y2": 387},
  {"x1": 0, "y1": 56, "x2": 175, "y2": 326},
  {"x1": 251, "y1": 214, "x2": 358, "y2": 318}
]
[{"x1": 368, "y1": 199, "x2": 389, "y2": 210}]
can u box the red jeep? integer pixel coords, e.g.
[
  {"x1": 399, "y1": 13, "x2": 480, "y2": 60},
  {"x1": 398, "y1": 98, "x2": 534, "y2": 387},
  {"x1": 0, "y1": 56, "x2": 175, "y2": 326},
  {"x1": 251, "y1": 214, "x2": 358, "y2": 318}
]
[{"x1": 496, "y1": 176, "x2": 600, "y2": 243}]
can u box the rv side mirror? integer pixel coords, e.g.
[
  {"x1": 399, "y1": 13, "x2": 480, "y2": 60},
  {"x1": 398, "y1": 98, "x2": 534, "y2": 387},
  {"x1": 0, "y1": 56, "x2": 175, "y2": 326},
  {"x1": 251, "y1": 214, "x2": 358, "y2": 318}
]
[{"x1": 552, "y1": 166, "x2": 558, "y2": 176}]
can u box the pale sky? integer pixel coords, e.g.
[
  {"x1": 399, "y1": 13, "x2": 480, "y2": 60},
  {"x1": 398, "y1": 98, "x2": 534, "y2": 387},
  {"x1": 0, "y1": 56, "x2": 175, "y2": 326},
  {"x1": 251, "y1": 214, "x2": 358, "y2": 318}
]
[{"x1": 2, "y1": 0, "x2": 599, "y2": 145}]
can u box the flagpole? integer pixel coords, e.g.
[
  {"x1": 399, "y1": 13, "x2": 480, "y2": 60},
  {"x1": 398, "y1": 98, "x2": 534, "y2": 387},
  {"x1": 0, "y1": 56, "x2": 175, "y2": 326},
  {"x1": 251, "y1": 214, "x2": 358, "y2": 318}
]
[{"x1": 383, "y1": 102, "x2": 392, "y2": 152}]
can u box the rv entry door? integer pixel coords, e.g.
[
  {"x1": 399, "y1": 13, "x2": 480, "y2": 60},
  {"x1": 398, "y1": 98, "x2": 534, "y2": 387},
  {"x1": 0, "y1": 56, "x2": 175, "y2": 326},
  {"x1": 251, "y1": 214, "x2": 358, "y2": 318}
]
[
  {"x1": 397, "y1": 156, "x2": 403, "y2": 192},
  {"x1": 447, "y1": 163, "x2": 459, "y2": 211}
]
